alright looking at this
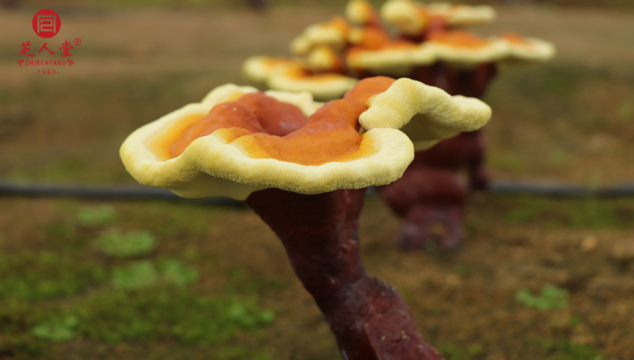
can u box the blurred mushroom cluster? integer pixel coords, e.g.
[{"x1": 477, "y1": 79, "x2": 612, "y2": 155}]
[{"x1": 244, "y1": 0, "x2": 555, "y2": 251}]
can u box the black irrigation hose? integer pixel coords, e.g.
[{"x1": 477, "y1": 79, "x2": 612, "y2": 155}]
[
  {"x1": 1, "y1": 180, "x2": 633, "y2": 207},
  {"x1": 0, "y1": 181, "x2": 245, "y2": 207},
  {"x1": 489, "y1": 181, "x2": 634, "y2": 197}
]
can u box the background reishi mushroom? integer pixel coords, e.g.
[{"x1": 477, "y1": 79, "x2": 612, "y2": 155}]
[
  {"x1": 121, "y1": 76, "x2": 491, "y2": 359},
  {"x1": 242, "y1": 50, "x2": 358, "y2": 101},
  {"x1": 242, "y1": 0, "x2": 553, "y2": 101},
  {"x1": 240, "y1": 0, "x2": 553, "y2": 251},
  {"x1": 289, "y1": 15, "x2": 351, "y2": 56},
  {"x1": 338, "y1": 1, "x2": 554, "y2": 251},
  {"x1": 379, "y1": 27, "x2": 554, "y2": 250},
  {"x1": 380, "y1": 0, "x2": 496, "y2": 42}
]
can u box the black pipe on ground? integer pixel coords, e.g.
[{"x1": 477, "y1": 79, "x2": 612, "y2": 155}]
[
  {"x1": 489, "y1": 181, "x2": 634, "y2": 197},
  {"x1": 1, "y1": 180, "x2": 633, "y2": 207},
  {"x1": 0, "y1": 181, "x2": 245, "y2": 207}
]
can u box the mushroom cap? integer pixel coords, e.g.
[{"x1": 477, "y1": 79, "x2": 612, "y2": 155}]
[
  {"x1": 306, "y1": 46, "x2": 345, "y2": 73},
  {"x1": 346, "y1": 44, "x2": 436, "y2": 77},
  {"x1": 242, "y1": 55, "x2": 357, "y2": 101},
  {"x1": 121, "y1": 79, "x2": 492, "y2": 200},
  {"x1": 242, "y1": 56, "x2": 303, "y2": 83},
  {"x1": 290, "y1": 16, "x2": 351, "y2": 56},
  {"x1": 266, "y1": 63, "x2": 359, "y2": 101},
  {"x1": 360, "y1": 77, "x2": 492, "y2": 150},
  {"x1": 426, "y1": 30, "x2": 509, "y2": 67},
  {"x1": 345, "y1": 0, "x2": 382, "y2": 27},
  {"x1": 380, "y1": 0, "x2": 430, "y2": 36},
  {"x1": 426, "y1": 2, "x2": 496, "y2": 27},
  {"x1": 381, "y1": 0, "x2": 495, "y2": 35},
  {"x1": 345, "y1": 29, "x2": 555, "y2": 74},
  {"x1": 425, "y1": 30, "x2": 556, "y2": 67},
  {"x1": 497, "y1": 33, "x2": 556, "y2": 63},
  {"x1": 345, "y1": 26, "x2": 433, "y2": 76},
  {"x1": 120, "y1": 82, "x2": 412, "y2": 200}
]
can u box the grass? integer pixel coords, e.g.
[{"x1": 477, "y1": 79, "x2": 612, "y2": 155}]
[
  {"x1": 76, "y1": 205, "x2": 118, "y2": 226},
  {"x1": 488, "y1": 62, "x2": 634, "y2": 137},
  {"x1": 504, "y1": 196, "x2": 634, "y2": 229},
  {"x1": 75, "y1": 289, "x2": 275, "y2": 344},
  {"x1": 516, "y1": 284, "x2": 569, "y2": 311},
  {"x1": 111, "y1": 259, "x2": 199, "y2": 289},
  {"x1": 541, "y1": 340, "x2": 606, "y2": 360},
  {"x1": 485, "y1": 61, "x2": 634, "y2": 183},
  {"x1": 111, "y1": 260, "x2": 160, "y2": 289},
  {"x1": 31, "y1": 316, "x2": 79, "y2": 343},
  {"x1": 3, "y1": 287, "x2": 276, "y2": 356},
  {"x1": 0, "y1": 251, "x2": 108, "y2": 301},
  {"x1": 0, "y1": 199, "x2": 278, "y2": 359},
  {"x1": 95, "y1": 229, "x2": 156, "y2": 258}
]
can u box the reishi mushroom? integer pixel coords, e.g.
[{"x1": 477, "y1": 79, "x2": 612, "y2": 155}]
[
  {"x1": 243, "y1": 50, "x2": 358, "y2": 101},
  {"x1": 381, "y1": 0, "x2": 496, "y2": 35},
  {"x1": 342, "y1": 0, "x2": 553, "y2": 251},
  {"x1": 290, "y1": 16, "x2": 351, "y2": 56},
  {"x1": 120, "y1": 76, "x2": 491, "y2": 359},
  {"x1": 241, "y1": 0, "x2": 554, "y2": 252},
  {"x1": 379, "y1": 28, "x2": 554, "y2": 250}
]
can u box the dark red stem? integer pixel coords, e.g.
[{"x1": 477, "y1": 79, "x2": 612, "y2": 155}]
[
  {"x1": 436, "y1": 62, "x2": 497, "y2": 98},
  {"x1": 245, "y1": 188, "x2": 443, "y2": 360},
  {"x1": 428, "y1": 62, "x2": 497, "y2": 190},
  {"x1": 380, "y1": 62, "x2": 496, "y2": 250}
]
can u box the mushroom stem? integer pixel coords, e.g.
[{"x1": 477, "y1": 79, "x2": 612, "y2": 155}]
[
  {"x1": 410, "y1": 63, "x2": 442, "y2": 87},
  {"x1": 381, "y1": 163, "x2": 468, "y2": 251},
  {"x1": 381, "y1": 63, "x2": 495, "y2": 250},
  {"x1": 437, "y1": 62, "x2": 497, "y2": 98},
  {"x1": 245, "y1": 188, "x2": 442, "y2": 360},
  {"x1": 429, "y1": 62, "x2": 497, "y2": 190}
]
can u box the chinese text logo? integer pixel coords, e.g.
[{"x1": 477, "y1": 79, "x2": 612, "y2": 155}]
[{"x1": 32, "y1": 9, "x2": 61, "y2": 39}]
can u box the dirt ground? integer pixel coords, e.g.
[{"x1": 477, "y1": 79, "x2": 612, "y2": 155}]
[{"x1": 0, "y1": 2, "x2": 633, "y2": 360}]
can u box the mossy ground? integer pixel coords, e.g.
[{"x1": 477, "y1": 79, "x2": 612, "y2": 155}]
[
  {"x1": 1, "y1": 196, "x2": 632, "y2": 360},
  {"x1": 1, "y1": 2, "x2": 633, "y2": 360}
]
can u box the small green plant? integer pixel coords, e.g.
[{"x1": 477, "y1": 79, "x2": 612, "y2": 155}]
[
  {"x1": 95, "y1": 229, "x2": 156, "y2": 258},
  {"x1": 226, "y1": 301, "x2": 275, "y2": 327},
  {"x1": 541, "y1": 340, "x2": 605, "y2": 360},
  {"x1": 112, "y1": 261, "x2": 158, "y2": 290},
  {"x1": 159, "y1": 260, "x2": 199, "y2": 286},
  {"x1": 77, "y1": 205, "x2": 118, "y2": 226},
  {"x1": 31, "y1": 316, "x2": 78, "y2": 342},
  {"x1": 505, "y1": 197, "x2": 633, "y2": 229},
  {"x1": 112, "y1": 260, "x2": 199, "y2": 290},
  {"x1": 516, "y1": 284, "x2": 569, "y2": 311}
]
